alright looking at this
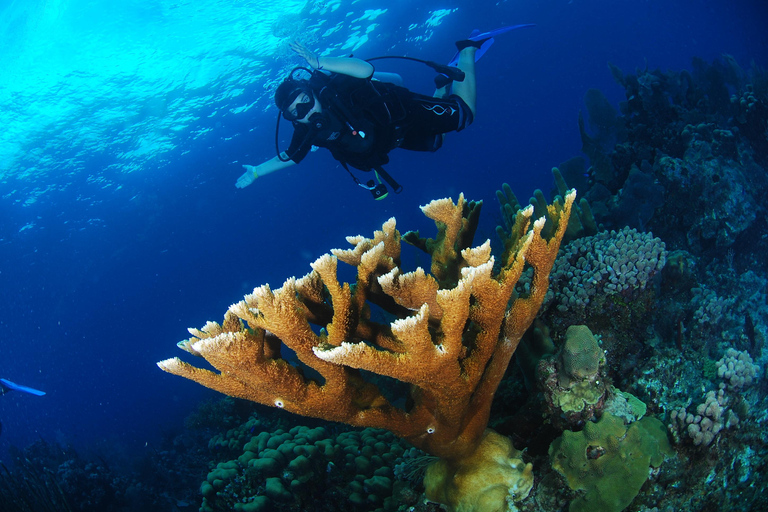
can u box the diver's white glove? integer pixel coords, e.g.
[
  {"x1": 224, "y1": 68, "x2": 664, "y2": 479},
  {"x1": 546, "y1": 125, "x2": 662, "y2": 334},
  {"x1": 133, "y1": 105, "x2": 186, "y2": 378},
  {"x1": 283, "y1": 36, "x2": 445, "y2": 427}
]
[{"x1": 236, "y1": 164, "x2": 258, "y2": 188}]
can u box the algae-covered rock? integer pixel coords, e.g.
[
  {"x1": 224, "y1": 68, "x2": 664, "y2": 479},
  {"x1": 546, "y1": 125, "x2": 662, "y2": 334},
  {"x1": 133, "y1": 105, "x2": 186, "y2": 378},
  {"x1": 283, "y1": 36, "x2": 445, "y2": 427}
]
[{"x1": 549, "y1": 413, "x2": 672, "y2": 512}]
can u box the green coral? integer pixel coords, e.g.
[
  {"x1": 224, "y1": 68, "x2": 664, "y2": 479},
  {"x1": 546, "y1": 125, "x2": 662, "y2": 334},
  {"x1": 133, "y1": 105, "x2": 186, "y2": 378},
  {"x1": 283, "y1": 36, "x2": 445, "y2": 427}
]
[
  {"x1": 201, "y1": 424, "x2": 409, "y2": 512},
  {"x1": 553, "y1": 380, "x2": 607, "y2": 416},
  {"x1": 560, "y1": 325, "x2": 605, "y2": 388},
  {"x1": 549, "y1": 413, "x2": 672, "y2": 512},
  {"x1": 201, "y1": 461, "x2": 240, "y2": 503},
  {"x1": 208, "y1": 415, "x2": 265, "y2": 455},
  {"x1": 496, "y1": 169, "x2": 596, "y2": 249},
  {"x1": 548, "y1": 325, "x2": 609, "y2": 417},
  {"x1": 604, "y1": 389, "x2": 647, "y2": 423}
]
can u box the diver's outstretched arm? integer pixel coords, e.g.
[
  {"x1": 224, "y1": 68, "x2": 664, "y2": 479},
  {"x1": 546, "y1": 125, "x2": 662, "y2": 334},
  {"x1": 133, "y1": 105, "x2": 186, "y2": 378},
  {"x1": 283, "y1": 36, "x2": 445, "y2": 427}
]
[
  {"x1": 236, "y1": 154, "x2": 296, "y2": 189},
  {"x1": 290, "y1": 41, "x2": 374, "y2": 79}
]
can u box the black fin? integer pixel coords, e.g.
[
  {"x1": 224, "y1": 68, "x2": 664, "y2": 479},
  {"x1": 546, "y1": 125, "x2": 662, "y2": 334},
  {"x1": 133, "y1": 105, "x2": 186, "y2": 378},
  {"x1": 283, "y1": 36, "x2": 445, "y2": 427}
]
[{"x1": 455, "y1": 37, "x2": 491, "y2": 52}]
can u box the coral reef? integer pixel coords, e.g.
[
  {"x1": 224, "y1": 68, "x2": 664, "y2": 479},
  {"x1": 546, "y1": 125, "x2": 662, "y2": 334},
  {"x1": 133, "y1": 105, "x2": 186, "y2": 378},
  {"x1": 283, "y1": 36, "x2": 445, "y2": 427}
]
[
  {"x1": 159, "y1": 192, "x2": 575, "y2": 512},
  {"x1": 540, "y1": 227, "x2": 667, "y2": 316},
  {"x1": 7, "y1": 56, "x2": 768, "y2": 512},
  {"x1": 0, "y1": 435, "x2": 206, "y2": 512},
  {"x1": 489, "y1": 56, "x2": 768, "y2": 512},
  {"x1": 0, "y1": 457, "x2": 72, "y2": 512},
  {"x1": 668, "y1": 389, "x2": 740, "y2": 447},
  {"x1": 716, "y1": 348, "x2": 760, "y2": 390},
  {"x1": 576, "y1": 57, "x2": 768, "y2": 262},
  {"x1": 667, "y1": 348, "x2": 758, "y2": 448},
  {"x1": 519, "y1": 226, "x2": 667, "y2": 368}
]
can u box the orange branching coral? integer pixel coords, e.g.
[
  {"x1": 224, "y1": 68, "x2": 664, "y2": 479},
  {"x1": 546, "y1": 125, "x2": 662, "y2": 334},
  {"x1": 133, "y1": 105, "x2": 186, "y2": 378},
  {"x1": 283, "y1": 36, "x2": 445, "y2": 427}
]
[
  {"x1": 403, "y1": 194, "x2": 482, "y2": 288},
  {"x1": 158, "y1": 191, "x2": 574, "y2": 468}
]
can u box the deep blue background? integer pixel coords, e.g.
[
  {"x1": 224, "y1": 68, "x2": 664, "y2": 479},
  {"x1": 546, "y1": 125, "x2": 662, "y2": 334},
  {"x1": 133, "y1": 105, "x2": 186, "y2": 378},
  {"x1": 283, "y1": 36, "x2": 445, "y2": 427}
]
[{"x1": 1, "y1": 0, "x2": 767, "y2": 459}]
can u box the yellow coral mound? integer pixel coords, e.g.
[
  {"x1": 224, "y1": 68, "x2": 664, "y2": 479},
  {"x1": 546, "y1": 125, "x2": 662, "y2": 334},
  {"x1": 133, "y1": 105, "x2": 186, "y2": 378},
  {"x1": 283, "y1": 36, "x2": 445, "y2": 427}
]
[{"x1": 425, "y1": 429, "x2": 534, "y2": 512}]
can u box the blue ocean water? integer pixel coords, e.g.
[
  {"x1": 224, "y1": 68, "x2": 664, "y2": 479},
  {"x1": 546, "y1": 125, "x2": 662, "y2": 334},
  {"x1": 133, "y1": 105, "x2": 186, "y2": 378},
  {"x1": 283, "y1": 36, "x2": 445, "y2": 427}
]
[{"x1": 1, "y1": 0, "x2": 767, "y2": 509}]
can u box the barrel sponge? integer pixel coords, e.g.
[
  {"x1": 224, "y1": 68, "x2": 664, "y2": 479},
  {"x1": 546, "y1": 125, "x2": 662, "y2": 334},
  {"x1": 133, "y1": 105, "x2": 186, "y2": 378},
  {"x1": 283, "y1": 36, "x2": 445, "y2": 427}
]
[
  {"x1": 560, "y1": 325, "x2": 604, "y2": 388},
  {"x1": 424, "y1": 429, "x2": 533, "y2": 512},
  {"x1": 549, "y1": 413, "x2": 672, "y2": 512}
]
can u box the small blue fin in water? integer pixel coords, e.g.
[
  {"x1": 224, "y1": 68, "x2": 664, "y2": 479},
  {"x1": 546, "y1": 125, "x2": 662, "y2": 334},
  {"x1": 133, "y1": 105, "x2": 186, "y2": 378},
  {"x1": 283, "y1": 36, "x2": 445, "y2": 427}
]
[{"x1": 0, "y1": 378, "x2": 46, "y2": 396}]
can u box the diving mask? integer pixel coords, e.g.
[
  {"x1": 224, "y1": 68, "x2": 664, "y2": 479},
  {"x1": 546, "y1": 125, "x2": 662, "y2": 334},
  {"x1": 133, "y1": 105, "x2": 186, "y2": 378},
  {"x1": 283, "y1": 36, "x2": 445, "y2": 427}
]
[{"x1": 283, "y1": 91, "x2": 316, "y2": 122}]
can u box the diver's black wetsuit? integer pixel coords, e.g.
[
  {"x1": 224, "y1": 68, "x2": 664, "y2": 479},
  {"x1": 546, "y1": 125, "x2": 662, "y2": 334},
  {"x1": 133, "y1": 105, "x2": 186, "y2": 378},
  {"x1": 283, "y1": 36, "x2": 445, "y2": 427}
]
[{"x1": 285, "y1": 73, "x2": 473, "y2": 172}]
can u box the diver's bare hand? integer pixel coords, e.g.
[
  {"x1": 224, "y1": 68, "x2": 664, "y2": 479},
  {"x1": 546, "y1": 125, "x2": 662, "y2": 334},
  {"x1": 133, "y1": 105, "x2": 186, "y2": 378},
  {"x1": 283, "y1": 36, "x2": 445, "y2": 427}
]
[
  {"x1": 236, "y1": 165, "x2": 258, "y2": 189},
  {"x1": 290, "y1": 41, "x2": 321, "y2": 69}
]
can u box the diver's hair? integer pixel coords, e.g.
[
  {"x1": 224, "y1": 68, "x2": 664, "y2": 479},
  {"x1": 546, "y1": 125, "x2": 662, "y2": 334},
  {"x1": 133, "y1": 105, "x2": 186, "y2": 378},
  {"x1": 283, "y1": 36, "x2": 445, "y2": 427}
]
[{"x1": 274, "y1": 79, "x2": 309, "y2": 111}]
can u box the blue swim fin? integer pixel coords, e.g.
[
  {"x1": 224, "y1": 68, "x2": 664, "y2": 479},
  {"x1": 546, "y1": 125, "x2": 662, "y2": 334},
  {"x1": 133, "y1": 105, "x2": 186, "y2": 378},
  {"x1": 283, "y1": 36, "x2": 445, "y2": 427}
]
[
  {"x1": 0, "y1": 378, "x2": 46, "y2": 396},
  {"x1": 447, "y1": 24, "x2": 535, "y2": 68}
]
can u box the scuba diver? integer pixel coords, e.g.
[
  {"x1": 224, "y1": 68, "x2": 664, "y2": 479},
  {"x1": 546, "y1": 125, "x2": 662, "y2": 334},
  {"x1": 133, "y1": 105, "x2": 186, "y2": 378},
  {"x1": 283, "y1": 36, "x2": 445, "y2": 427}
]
[
  {"x1": 235, "y1": 26, "x2": 533, "y2": 200},
  {"x1": 0, "y1": 378, "x2": 45, "y2": 437}
]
